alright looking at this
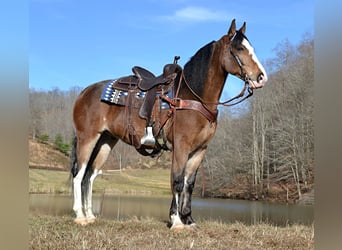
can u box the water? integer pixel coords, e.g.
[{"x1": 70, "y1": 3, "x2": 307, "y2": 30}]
[{"x1": 29, "y1": 194, "x2": 313, "y2": 226}]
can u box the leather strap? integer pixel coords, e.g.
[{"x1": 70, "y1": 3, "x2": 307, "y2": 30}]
[
  {"x1": 176, "y1": 99, "x2": 218, "y2": 123},
  {"x1": 160, "y1": 94, "x2": 217, "y2": 123}
]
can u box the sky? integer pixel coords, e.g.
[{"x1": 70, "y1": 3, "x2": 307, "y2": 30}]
[{"x1": 29, "y1": 0, "x2": 314, "y2": 98}]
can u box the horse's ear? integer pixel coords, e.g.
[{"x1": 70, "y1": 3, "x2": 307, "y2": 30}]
[
  {"x1": 227, "y1": 19, "x2": 236, "y2": 39},
  {"x1": 239, "y1": 22, "x2": 246, "y2": 34}
]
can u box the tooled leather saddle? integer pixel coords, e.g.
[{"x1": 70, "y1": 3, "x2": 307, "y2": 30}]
[
  {"x1": 111, "y1": 57, "x2": 182, "y2": 124},
  {"x1": 100, "y1": 57, "x2": 182, "y2": 152}
]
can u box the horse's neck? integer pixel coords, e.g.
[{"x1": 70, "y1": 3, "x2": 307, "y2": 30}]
[
  {"x1": 201, "y1": 42, "x2": 227, "y2": 106},
  {"x1": 181, "y1": 41, "x2": 227, "y2": 108}
]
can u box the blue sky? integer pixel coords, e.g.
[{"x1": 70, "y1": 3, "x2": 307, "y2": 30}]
[{"x1": 29, "y1": 0, "x2": 313, "y2": 97}]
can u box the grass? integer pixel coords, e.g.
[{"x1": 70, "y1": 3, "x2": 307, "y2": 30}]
[
  {"x1": 29, "y1": 168, "x2": 314, "y2": 249},
  {"x1": 29, "y1": 168, "x2": 171, "y2": 195},
  {"x1": 29, "y1": 169, "x2": 71, "y2": 194},
  {"x1": 29, "y1": 214, "x2": 314, "y2": 250}
]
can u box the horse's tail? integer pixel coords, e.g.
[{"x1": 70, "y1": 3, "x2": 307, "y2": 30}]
[
  {"x1": 70, "y1": 136, "x2": 78, "y2": 178},
  {"x1": 81, "y1": 162, "x2": 93, "y2": 205},
  {"x1": 69, "y1": 135, "x2": 92, "y2": 206}
]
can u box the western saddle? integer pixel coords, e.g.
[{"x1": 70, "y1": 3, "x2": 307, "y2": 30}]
[
  {"x1": 112, "y1": 56, "x2": 182, "y2": 146},
  {"x1": 113, "y1": 56, "x2": 182, "y2": 91}
]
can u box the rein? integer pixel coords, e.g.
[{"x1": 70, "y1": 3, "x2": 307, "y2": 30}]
[
  {"x1": 181, "y1": 70, "x2": 253, "y2": 107},
  {"x1": 218, "y1": 82, "x2": 253, "y2": 106}
]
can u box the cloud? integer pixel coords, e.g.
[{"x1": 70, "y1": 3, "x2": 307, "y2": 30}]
[{"x1": 163, "y1": 6, "x2": 231, "y2": 22}]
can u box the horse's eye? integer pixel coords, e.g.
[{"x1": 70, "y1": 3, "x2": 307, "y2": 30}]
[{"x1": 237, "y1": 47, "x2": 244, "y2": 51}]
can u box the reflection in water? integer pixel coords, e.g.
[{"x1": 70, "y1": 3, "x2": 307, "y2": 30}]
[{"x1": 29, "y1": 194, "x2": 313, "y2": 226}]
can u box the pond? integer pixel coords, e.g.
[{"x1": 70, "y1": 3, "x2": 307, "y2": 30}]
[{"x1": 29, "y1": 194, "x2": 313, "y2": 226}]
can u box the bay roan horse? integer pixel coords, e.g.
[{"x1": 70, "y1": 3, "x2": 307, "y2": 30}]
[{"x1": 71, "y1": 19, "x2": 267, "y2": 229}]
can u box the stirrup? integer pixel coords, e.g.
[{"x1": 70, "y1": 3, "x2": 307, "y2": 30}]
[{"x1": 140, "y1": 126, "x2": 156, "y2": 146}]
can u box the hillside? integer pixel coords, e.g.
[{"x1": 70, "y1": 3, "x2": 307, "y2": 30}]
[
  {"x1": 29, "y1": 139, "x2": 70, "y2": 171},
  {"x1": 28, "y1": 138, "x2": 171, "y2": 171}
]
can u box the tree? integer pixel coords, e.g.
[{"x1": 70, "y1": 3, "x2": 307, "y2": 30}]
[{"x1": 200, "y1": 34, "x2": 314, "y2": 200}]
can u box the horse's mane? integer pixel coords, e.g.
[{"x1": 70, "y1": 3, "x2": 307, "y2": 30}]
[{"x1": 180, "y1": 41, "x2": 216, "y2": 96}]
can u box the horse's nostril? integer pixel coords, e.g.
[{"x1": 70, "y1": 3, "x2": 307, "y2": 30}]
[{"x1": 257, "y1": 73, "x2": 264, "y2": 83}]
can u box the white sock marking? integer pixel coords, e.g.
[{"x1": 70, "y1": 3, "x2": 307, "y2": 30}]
[{"x1": 73, "y1": 164, "x2": 86, "y2": 217}]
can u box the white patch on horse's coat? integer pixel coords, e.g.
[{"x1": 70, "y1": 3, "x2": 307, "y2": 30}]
[
  {"x1": 73, "y1": 164, "x2": 87, "y2": 218},
  {"x1": 170, "y1": 192, "x2": 184, "y2": 229},
  {"x1": 174, "y1": 192, "x2": 180, "y2": 217},
  {"x1": 242, "y1": 38, "x2": 268, "y2": 81},
  {"x1": 84, "y1": 169, "x2": 101, "y2": 219},
  {"x1": 170, "y1": 213, "x2": 183, "y2": 226},
  {"x1": 182, "y1": 176, "x2": 188, "y2": 209}
]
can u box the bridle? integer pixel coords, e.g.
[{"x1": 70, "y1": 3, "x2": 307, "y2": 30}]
[
  {"x1": 179, "y1": 32, "x2": 254, "y2": 107},
  {"x1": 220, "y1": 32, "x2": 254, "y2": 106}
]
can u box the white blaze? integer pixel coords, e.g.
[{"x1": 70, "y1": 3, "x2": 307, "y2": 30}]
[{"x1": 242, "y1": 38, "x2": 268, "y2": 81}]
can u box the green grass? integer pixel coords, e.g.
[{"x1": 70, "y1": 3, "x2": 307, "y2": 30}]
[
  {"x1": 29, "y1": 169, "x2": 71, "y2": 194},
  {"x1": 29, "y1": 168, "x2": 171, "y2": 195}
]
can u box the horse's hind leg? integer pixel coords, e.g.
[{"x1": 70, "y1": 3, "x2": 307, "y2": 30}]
[
  {"x1": 72, "y1": 132, "x2": 118, "y2": 225},
  {"x1": 83, "y1": 168, "x2": 101, "y2": 223},
  {"x1": 84, "y1": 134, "x2": 118, "y2": 223},
  {"x1": 72, "y1": 134, "x2": 101, "y2": 225}
]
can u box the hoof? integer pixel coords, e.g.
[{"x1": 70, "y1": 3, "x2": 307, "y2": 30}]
[
  {"x1": 86, "y1": 217, "x2": 96, "y2": 224},
  {"x1": 188, "y1": 223, "x2": 198, "y2": 231},
  {"x1": 171, "y1": 223, "x2": 197, "y2": 231},
  {"x1": 74, "y1": 218, "x2": 88, "y2": 226},
  {"x1": 170, "y1": 224, "x2": 185, "y2": 231}
]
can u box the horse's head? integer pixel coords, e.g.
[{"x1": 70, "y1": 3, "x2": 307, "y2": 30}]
[{"x1": 221, "y1": 19, "x2": 267, "y2": 89}]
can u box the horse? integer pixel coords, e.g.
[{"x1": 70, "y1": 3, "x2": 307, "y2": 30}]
[{"x1": 70, "y1": 19, "x2": 267, "y2": 229}]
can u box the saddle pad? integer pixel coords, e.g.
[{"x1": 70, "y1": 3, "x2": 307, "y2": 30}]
[
  {"x1": 100, "y1": 80, "x2": 114, "y2": 102},
  {"x1": 100, "y1": 80, "x2": 129, "y2": 105},
  {"x1": 101, "y1": 79, "x2": 172, "y2": 110}
]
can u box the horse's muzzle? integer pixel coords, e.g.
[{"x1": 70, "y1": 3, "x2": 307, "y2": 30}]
[{"x1": 247, "y1": 73, "x2": 267, "y2": 89}]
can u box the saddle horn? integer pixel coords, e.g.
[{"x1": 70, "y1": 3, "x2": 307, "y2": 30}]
[{"x1": 174, "y1": 56, "x2": 180, "y2": 64}]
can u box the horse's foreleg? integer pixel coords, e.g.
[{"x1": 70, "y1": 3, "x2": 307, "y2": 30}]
[
  {"x1": 169, "y1": 173, "x2": 186, "y2": 230},
  {"x1": 169, "y1": 149, "x2": 206, "y2": 230},
  {"x1": 180, "y1": 171, "x2": 198, "y2": 225}
]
